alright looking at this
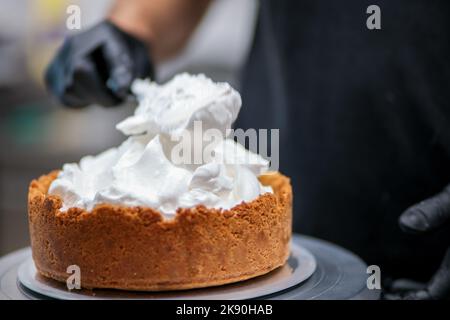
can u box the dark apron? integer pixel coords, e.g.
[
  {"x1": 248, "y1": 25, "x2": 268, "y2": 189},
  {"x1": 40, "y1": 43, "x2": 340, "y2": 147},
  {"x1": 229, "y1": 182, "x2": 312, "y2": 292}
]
[{"x1": 236, "y1": 0, "x2": 450, "y2": 280}]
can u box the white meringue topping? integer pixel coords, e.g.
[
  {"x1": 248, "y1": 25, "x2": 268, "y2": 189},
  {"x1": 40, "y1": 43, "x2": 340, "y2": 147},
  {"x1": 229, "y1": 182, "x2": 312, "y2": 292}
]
[{"x1": 49, "y1": 73, "x2": 272, "y2": 218}]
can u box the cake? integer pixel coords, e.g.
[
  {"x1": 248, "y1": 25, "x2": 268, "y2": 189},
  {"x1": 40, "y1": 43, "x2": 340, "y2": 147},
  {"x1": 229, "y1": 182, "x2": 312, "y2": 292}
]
[
  {"x1": 28, "y1": 171, "x2": 291, "y2": 291},
  {"x1": 28, "y1": 74, "x2": 292, "y2": 291}
]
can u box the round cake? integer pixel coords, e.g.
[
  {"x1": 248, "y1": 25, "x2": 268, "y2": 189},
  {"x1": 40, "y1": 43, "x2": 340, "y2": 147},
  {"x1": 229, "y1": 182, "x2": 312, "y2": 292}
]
[
  {"x1": 28, "y1": 171, "x2": 292, "y2": 291},
  {"x1": 28, "y1": 74, "x2": 292, "y2": 291}
]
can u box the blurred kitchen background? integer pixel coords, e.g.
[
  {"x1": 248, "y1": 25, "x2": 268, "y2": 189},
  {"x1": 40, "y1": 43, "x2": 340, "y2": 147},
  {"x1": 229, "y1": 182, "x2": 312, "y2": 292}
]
[{"x1": 0, "y1": 0, "x2": 258, "y2": 255}]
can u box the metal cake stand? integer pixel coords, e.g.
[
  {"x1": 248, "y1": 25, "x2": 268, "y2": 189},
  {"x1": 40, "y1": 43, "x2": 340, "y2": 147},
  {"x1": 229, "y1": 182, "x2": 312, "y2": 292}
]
[{"x1": 0, "y1": 235, "x2": 380, "y2": 300}]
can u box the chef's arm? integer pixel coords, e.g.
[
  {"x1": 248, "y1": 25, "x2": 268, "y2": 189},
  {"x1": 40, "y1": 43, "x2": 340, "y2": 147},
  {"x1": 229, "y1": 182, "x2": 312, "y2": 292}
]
[
  {"x1": 45, "y1": 0, "x2": 211, "y2": 108},
  {"x1": 109, "y1": 0, "x2": 211, "y2": 63}
]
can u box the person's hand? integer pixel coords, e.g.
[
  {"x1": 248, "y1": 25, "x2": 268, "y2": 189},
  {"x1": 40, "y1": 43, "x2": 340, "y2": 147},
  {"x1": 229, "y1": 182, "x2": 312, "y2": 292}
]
[
  {"x1": 383, "y1": 185, "x2": 450, "y2": 300},
  {"x1": 45, "y1": 21, "x2": 153, "y2": 108}
]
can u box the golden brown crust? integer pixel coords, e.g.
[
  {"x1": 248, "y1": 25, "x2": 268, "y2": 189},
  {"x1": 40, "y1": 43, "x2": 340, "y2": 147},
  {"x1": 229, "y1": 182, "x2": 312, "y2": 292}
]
[{"x1": 28, "y1": 171, "x2": 292, "y2": 291}]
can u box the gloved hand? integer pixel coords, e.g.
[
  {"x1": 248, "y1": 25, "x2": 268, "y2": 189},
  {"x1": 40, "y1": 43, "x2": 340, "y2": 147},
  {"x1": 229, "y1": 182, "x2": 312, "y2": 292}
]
[
  {"x1": 383, "y1": 185, "x2": 450, "y2": 300},
  {"x1": 45, "y1": 21, "x2": 153, "y2": 108}
]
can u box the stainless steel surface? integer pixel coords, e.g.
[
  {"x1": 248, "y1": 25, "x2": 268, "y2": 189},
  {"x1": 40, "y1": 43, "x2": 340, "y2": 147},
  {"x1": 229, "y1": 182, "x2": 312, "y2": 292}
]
[
  {"x1": 271, "y1": 235, "x2": 380, "y2": 300},
  {"x1": 0, "y1": 248, "x2": 30, "y2": 300},
  {"x1": 0, "y1": 234, "x2": 380, "y2": 300}
]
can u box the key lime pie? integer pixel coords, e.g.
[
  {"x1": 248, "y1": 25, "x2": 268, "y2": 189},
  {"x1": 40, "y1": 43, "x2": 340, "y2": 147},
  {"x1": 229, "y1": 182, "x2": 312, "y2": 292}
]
[{"x1": 28, "y1": 74, "x2": 292, "y2": 291}]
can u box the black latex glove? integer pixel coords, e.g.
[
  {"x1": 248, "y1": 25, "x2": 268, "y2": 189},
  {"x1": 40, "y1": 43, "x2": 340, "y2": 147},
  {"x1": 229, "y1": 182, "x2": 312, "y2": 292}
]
[
  {"x1": 45, "y1": 21, "x2": 153, "y2": 108},
  {"x1": 383, "y1": 185, "x2": 450, "y2": 300}
]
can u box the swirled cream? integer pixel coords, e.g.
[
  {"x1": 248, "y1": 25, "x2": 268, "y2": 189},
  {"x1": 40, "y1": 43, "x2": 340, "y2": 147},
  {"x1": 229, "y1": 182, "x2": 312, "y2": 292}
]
[{"x1": 49, "y1": 73, "x2": 272, "y2": 217}]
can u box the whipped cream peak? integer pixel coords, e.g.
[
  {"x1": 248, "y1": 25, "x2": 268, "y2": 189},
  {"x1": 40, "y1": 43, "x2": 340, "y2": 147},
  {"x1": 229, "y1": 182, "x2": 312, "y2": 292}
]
[
  {"x1": 116, "y1": 73, "x2": 241, "y2": 138},
  {"x1": 49, "y1": 73, "x2": 272, "y2": 217}
]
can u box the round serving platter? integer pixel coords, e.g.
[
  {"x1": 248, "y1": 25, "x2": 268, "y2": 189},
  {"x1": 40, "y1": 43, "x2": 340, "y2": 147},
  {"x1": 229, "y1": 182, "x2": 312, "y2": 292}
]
[{"x1": 16, "y1": 242, "x2": 315, "y2": 300}]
